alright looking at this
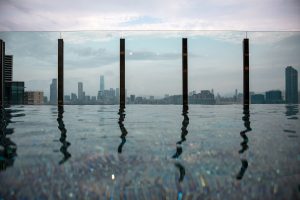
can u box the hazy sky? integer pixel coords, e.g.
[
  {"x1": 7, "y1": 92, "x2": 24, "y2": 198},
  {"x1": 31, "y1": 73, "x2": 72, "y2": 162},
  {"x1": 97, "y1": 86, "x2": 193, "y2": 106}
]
[
  {"x1": 1, "y1": 0, "x2": 300, "y2": 31},
  {"x1": 0, "y1": 0, "x2": 300, "y2": 98}
]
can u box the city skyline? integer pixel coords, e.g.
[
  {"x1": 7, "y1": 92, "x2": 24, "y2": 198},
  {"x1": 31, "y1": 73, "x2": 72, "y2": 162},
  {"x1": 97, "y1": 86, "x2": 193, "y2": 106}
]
[{"x1": 46, "y1": 65, "x2": 298, "y2": 105}]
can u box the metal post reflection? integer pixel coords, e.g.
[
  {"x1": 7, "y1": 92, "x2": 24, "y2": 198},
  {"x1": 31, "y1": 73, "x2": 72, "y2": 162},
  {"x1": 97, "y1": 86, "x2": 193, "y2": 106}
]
[
  {"x1": 172, "y1": 106, "x2": 189, "y2": 159},
  {"x1": 172, "y1": 106, "x2": 189, "y2": 200},
  {"x1": 117, "y1": 106, "x2": 128, "y2": 153},
  {"x1": 236, "y1": 105, "x2": 252, "y2": 180},
  {"x1": 57, "y1": 105, "x2": 71, "y2": 164}
]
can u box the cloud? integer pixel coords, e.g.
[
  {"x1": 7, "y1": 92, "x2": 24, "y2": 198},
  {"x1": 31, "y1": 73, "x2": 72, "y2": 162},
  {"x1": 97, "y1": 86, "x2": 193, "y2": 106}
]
[{"x1": 0, "y1": 0, "x2": 299, "y2": 31}]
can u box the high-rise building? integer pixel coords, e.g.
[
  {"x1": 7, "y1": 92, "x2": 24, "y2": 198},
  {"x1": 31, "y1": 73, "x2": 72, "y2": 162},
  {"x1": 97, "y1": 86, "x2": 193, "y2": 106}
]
[
  {"x1": 43, "y1": 96, "x2": 48, "y2": 104},
  {"x1": 4, "y1": 55, "x2": 12, "y2": 82},
  {"x1": 100, "y1": 75, "x2": 104, "y2": 92},
  {"x1": 64, "y1": 95, "x2": 71, "y2": 102},
  {"x1": 50, "y1": 79, "x2": 57, "y2": 105},
  {"x1": 5, "y1": 81, "x2": 24, "y2": 105},
  {"x1": 285, "y1": 66, "x2": 298, "y2": 104},
  {"x1": 116, "y1": 88, "x2": 120, "y2": 98},
  {"x1": 265, "y1": 90, "x2": 283, "y2": 104},
  {"x1": 78, "y1": 82, "x2": 83, "y2": 101},
  {"x1": 24, "y1": 91, "x2": 44, "y2": 105},
  {"x1": 251, "y1": 94, "x2": 265, "y2": 104},
  {"x1": 71, "y1": 93, "x2": 77, "y2": 102},
  {"x1": 0, "y1": 40, "x2": 5, "y2": 106},
  {"x1": 190, "y1": 90, "x2": 215, "y2": 104},
  {"x1": 130, "y1": 95, "x2": 135, "y2": 103}
]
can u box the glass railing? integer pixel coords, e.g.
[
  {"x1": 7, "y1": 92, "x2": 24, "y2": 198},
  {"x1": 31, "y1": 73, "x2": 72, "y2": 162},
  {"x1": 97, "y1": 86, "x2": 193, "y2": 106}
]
[{"x1": 0, "y1": 31, "x2": 299, "y2": 105}]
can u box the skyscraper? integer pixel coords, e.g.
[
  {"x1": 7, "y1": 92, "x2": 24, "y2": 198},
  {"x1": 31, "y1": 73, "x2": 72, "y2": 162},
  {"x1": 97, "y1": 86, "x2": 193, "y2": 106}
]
[
  {"x1": 265, "y1": 90, "x2": 283, "y2": 104},
  {"x1": 100, "y1": 75, "x2": 104, "y2": 92},
  {"x1": 4, "y1": 55, "x2": 12, "y2": 82},
  {"x1": 116, "y1": 88, "x2": 120, "y2": 98},
  {"x1": 50, "y1": 79, "x2": 57, "y2": 105},
  {"x1": 0, "y1": 40, "x2": 4, "y2": 106},
  {"x1": 78, "y1": 82, "x2": 83, "y2": 101},
  {"x1": 285, "y1": 66, "x2": 298, "y2": 104}
]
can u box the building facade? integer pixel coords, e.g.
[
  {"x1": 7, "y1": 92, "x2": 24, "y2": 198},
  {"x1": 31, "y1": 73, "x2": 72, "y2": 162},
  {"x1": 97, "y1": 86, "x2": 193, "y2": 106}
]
[
  {"x1": 24, "y1": 91, "x2": 44, "y2": 105},
  {"x1": 0, "y1": 40, "x2": 4, "y2": 106},
  {"x1": 190, "y1": 90, "x2": 215, "y2": 105},
  {"x1": 265, "y1": 90, "x2": 283, "y2": 104},
  {"x1": 100, "y1": 75, "x2": 104, "y2": 92},
  {"x1": 285, "y1": 66, "x2": 298, "y2": 104},
  {"x1": 4, "y1": 55, "x2": 12, "y2": 82},
  {"x1": 5, "y1": 81, "x2": 24, "y2": 105},
  {"x1": 78, "y1": 82, "x2": 83, "y2": 101},
  {"x1": 50, "y1": 79, "x2": 57, "y2": 105},
  {"x1": 251, "y1": 94, "x2": 265, "y2": 104}
]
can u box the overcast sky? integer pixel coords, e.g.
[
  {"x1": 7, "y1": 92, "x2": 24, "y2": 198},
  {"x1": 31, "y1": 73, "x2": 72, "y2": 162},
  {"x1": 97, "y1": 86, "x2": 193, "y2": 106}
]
[{"x1": 0, "y1": 0, "x2": 300, "y2": 98}]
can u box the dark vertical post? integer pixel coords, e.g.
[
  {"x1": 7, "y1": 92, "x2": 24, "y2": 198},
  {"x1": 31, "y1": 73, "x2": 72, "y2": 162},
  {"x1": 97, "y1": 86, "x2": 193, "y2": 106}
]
[
  {"x1": 243, "y1": 38, "x2": 249, "y2": 107},
  {"x1": 58, "y1": 39, "x2": 64, "y2": 106},
  {"x1": 182, "y1": 38, "x2": 188, "y2": 109},
  {"x1": 120, "y1": 38, "x2": 125, "y2": 108},
  {"x1": 0, "y1": 40, "x2": 4, "y2": 107}
]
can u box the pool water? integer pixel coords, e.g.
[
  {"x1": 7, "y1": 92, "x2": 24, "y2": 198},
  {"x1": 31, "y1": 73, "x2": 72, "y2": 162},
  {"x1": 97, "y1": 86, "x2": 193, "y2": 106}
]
[{"x1": 0, "y1": 104, "x2": 299, "y2": 199}]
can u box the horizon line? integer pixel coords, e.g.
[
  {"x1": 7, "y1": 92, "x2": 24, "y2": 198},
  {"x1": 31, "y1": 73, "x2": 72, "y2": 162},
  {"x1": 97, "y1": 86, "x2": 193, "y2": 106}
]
[{"x1": 1, "y1": 29, "x2": 300, "y2": 33}]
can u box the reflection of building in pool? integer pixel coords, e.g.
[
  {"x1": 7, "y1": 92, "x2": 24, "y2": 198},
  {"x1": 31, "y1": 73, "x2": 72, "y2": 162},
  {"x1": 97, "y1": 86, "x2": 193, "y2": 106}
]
[{"x1": 0, "y1": 107, "x2": 18, "y2": 171}]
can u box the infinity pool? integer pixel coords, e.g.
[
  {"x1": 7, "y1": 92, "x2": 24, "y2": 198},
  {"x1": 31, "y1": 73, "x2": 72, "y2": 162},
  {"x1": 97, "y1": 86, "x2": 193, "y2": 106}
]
[{"x1": 0, "y1": 105, "x2": 299, "y2": 199}]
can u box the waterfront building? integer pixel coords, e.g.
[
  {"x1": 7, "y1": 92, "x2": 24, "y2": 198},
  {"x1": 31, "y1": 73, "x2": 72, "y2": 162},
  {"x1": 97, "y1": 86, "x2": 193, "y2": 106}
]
[
  {"x1": 50, "y1": 79, "x2": 57, "y2": 105},
  {"x1": 265, "y1": 90, "x2": 283, "y2": 104},
  {"x1": 24, "y1": 91, "x2": 44, "y2": 105},
  {"x1": 78, "y1": 82, "x2": 83, "y2": 101},
  {"x1": 4, "y1": 55, "x2": 12, "y2": 82},
  {"x1": 100, "y1": 75, "x2": 104, "y2": 92},
  {"x1": 251, "y1": 94, "x2": 265, "y2": 104},
  {"x1": 5, "y1": 81, "x2": 24, "y2": 105},
  {"x1": 285, "y1": 66, "x2": 298, "y2": 104}
]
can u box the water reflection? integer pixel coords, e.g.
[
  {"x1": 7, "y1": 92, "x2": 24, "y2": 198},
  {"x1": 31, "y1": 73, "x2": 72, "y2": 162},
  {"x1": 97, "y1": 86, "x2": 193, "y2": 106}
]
[
  {"x1": 285, "y1": 104, "x2": 298, "y2": 120},
  {"x1": 284, "y1": 104, "x2": 298, "y2": 138},
  {"x1": 57, "y1": 106, "x2": 71, "y2": 164},
  {"x1": 236, "y1": 105, "x2": 252, "y2": 180},
  {"x1": 117, "y1": 106, "x2": 127, "y2": 154},
  {"x1": 172, "y1": 106, "x2": 189, "y2": 200},
  {"x1": 0, "y1": 106, "x2": 18, "y2": 171},
  {"x1": 172, "y1": 106, "x2": 189, "y2": 159}
]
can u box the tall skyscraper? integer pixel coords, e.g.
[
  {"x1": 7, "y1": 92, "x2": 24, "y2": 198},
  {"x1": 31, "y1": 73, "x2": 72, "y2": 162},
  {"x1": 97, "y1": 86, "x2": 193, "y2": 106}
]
[
  {"x1": 0, "y1": 40, "x2": 4, "y2": 106},
  {"x1": 4, "y1": 55, "x2": 12, "y2": 82},
  {"x1": 78, "y1": 82, "x2": 83, "y2": 101},
  {"x1": 50, "y1": 79, "x2": 57, "y2": 105},
  {"x1": 285, "y1": 66, "x2": 298, "y2": 104},
  {"x1": 100, "y1": 75, "x2": 104, "y2": 92},
  {"x1": 116, "y1": 88, "x2": 120, "y2": 98}
]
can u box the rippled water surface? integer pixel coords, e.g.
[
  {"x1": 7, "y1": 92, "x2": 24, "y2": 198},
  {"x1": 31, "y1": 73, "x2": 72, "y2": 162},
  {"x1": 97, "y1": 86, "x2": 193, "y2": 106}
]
[{"x1": 0, "y1": 105, "x2": 300, "y2": 199}]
